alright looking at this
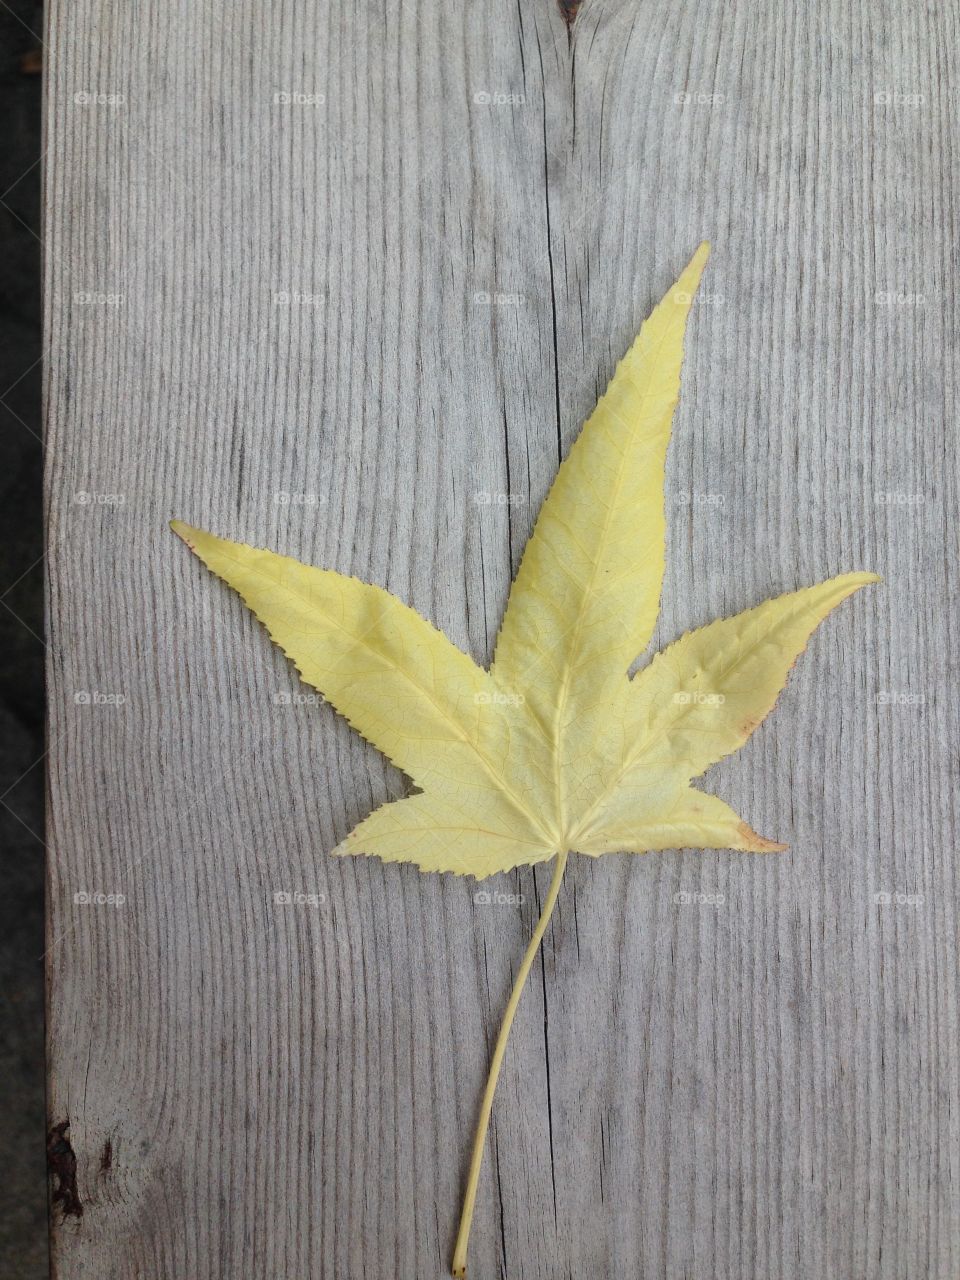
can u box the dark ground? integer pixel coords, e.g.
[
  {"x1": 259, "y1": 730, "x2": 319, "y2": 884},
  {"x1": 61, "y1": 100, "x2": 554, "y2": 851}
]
[{"x1": 0, "y1": 3, "x2": 47, "y2": 1277}]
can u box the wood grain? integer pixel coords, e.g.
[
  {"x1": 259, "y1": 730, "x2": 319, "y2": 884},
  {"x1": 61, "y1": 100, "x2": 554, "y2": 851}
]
[{"x1": 44, "y1": 1, "x2": 959, "y2": 1276}]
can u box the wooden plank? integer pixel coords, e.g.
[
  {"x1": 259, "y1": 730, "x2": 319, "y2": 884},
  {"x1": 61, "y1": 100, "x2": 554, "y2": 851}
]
[{"x1": 45, "y1": 1, "x2": 959, "y2": 1276}]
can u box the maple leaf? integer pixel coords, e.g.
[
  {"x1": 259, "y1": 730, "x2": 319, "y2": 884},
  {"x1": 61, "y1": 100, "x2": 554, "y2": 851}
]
[{"x1": 172, "y1": 244, "x2": 878, "y2": 1277}]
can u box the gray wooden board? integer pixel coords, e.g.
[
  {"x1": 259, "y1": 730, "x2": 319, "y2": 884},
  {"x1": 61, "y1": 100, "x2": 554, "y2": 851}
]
[{"x1": 44, "y1": 0, "x2": 959, "y2": 1276}]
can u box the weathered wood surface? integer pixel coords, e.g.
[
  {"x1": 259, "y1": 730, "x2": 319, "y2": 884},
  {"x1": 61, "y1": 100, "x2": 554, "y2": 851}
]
[{"x1": 44, "y1": 1, "x2": 959, "y2": 1276}]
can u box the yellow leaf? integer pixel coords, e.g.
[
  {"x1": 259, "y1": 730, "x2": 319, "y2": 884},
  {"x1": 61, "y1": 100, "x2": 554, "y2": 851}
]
[
  {"x1": 173, "y1": 245, "x2": 880, "y2": 1278},
  {"x1": 575, "y1": 787, "x2": 787, "y2": 856},
  {"x1": 492, "y1": 242, "x2": 710, "y2": 827},
  {"x1": 333, "y1": 792, "x2": 556, "y2": 874},
  {"x1": 172, "y1": 244, "x2": 877, "y2": 874},
  {"x1": 170, "y1": 521, "x2": 559, "y2": 876},
  {"x1": 570, "y1": 573, "x2": 879, "y2": 851}
]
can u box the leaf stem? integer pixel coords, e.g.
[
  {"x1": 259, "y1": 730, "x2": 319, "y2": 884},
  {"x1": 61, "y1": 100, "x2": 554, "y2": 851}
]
[{"x1": 451, "y1": 850, "x2": 568, "y2": 1278}]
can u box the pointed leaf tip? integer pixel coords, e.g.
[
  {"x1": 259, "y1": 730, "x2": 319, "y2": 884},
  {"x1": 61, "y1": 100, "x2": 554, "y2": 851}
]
[
  {"x1": 738, "y1": 822, "x2": 788, "y2": 854},
  {"x1": 170, "y1": 519, "x2": 196, "y2": 546},
  {"x1": 674, "y1": 242, "x2": 711, "y2": 300}
]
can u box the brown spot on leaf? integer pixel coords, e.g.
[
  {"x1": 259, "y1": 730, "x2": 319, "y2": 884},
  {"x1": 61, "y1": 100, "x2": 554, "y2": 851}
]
[
  {"x1": 739, "y1": 714, "x2": 762, "y2": 738},
  {"x1": 47, "y1": 1121, "x2": 83, "y2": 1218},
  {"x1": 738, "y1": 821, "x2": 788, "y2": 853}
]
